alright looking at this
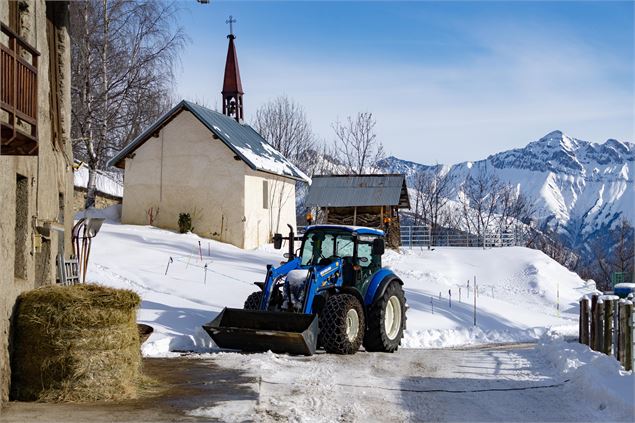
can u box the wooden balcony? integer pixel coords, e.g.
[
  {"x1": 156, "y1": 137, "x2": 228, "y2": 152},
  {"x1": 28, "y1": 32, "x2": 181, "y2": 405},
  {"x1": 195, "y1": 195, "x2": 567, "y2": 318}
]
[{"x1": 1, "y1": 22, "x2": 39, "y2": 156}]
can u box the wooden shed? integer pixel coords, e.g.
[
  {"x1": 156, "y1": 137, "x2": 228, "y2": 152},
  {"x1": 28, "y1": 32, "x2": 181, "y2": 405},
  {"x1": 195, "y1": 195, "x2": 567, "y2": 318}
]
[{"x1": 305, "y1": 174, "x2": 410, "y2": 248}]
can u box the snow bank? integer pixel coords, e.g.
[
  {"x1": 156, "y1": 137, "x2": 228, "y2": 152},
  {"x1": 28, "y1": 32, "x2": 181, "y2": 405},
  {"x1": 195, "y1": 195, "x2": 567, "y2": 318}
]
[
  {"x1": 538, "y1": 331, "x2": 634, "y2": 419},
  {"x1": 85, "y1": 217, "x2": 596, "y2": 356},
  {"x1": 388, "y1": 246, "x2": 592, "y2": 348},
  {"x1": 403, "y1": 327, "x2": 547, "y2": 349}
]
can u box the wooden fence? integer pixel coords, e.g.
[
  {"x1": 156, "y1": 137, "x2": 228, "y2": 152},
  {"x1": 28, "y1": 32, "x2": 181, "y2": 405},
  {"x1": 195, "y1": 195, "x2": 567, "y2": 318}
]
[{"x1": 579, "y1": 293, "x2": 633, "y2": 370}]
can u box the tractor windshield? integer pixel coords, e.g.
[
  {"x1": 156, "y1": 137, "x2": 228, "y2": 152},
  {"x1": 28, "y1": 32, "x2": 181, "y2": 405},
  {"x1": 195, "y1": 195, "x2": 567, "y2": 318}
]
[{"x1": 300, "y1": 230, "x2": 354, "y2": 266}]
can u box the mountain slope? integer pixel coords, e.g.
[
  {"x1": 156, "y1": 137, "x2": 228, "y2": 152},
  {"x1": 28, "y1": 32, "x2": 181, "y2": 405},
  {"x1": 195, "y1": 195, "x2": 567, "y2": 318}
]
[{"x1": 379, "y1": 130, "x2": 634, "y2": 253}]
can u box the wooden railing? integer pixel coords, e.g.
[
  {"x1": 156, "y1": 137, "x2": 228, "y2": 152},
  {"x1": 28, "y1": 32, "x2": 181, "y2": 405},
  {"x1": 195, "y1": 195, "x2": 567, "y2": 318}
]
[{"x1": 1, "y1": 22, "x2": 39, "y2": 155}]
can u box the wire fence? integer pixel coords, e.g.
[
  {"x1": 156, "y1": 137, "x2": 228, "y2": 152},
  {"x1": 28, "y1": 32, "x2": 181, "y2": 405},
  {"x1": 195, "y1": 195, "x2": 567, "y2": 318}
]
[{"x1": 400, "y1": 225, "x2": 522, "y2": 248}]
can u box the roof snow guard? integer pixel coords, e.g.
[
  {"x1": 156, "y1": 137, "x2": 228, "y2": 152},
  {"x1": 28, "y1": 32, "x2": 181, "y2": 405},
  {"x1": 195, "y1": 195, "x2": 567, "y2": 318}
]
[
  {"x1": 106, "y1": 100, "x2": 310, "y2": 183},
  {"x1": 305, "y1": 174, "x2": 410, "y2": 209}
]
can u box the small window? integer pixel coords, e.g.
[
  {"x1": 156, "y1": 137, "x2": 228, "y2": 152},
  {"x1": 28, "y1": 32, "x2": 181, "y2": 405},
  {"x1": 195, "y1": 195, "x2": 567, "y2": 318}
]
[{"x1": 262, "y1": 180, "x2": 269, "y2": 209}]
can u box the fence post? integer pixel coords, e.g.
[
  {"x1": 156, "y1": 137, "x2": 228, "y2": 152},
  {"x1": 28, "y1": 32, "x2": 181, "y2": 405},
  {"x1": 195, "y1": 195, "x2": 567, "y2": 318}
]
[
  {"x1": 590, "y1": 294, "x2": 598, "y2": 350},
  {"x1": 617, "y1": 299, "x2": 627, "y2": 366},
  {"x1": 596, "y1": 299, "x2": 604, "y2": 353},
  {"x1": 623, "y1": 301, "x2": 633, "y2": 371},
  {"x1": 579, "y1": 296, "x2": 589, "y2": 345},
  {"x1": 603, "y1": 297, "x2": 615, "y2": 355}
]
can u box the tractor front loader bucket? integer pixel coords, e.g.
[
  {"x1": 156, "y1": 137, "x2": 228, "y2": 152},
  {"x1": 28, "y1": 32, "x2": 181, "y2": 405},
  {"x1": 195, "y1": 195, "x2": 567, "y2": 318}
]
[{"x1": 203, "y1": 308, "x2": 318, "y2": 355}]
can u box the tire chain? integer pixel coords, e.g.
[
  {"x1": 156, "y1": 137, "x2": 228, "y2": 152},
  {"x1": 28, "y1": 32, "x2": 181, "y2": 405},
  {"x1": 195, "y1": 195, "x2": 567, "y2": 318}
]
[{"x1": 319, "y1": 294, "x2": 365, "y2": 354}]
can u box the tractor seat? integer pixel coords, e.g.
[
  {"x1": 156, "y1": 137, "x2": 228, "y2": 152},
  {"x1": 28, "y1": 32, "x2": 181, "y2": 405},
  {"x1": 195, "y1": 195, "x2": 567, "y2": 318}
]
[{"x1": 341, "y1": 256, "x2": 356, "y2": 286}]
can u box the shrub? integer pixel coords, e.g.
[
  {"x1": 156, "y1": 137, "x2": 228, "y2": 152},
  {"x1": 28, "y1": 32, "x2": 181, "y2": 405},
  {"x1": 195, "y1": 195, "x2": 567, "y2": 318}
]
[{"x1": 178, "y1": 213, "x2": 193, "y2": 233}]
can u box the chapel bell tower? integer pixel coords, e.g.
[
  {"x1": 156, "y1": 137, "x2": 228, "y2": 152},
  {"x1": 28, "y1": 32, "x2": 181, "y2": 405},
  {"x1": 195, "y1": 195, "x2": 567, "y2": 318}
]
[{"x1": 222, "y1": 16, "x2": 244, "y2": 122}]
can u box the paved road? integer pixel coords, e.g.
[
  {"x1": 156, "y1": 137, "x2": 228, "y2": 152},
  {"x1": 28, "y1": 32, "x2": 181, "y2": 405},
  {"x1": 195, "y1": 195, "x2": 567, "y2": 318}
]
[{"x1": 1, "y1": 344, "x2": 630, "y2": 422}]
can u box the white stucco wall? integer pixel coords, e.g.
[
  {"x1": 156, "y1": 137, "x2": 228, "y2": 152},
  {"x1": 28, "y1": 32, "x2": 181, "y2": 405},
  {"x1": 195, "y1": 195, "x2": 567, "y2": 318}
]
[
  {"x1": 121, "y1": 110, "x2": 298, "y2": 249},
  {"x1": 243, "y1": 172, "x2": 297, "y2": 249}
]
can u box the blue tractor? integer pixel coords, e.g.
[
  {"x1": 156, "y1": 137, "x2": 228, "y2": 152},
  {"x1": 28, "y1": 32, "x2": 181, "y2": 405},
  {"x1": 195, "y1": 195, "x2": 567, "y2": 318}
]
[{"x1": 203, "y1": 224, "x2": 407, "y2": 355}]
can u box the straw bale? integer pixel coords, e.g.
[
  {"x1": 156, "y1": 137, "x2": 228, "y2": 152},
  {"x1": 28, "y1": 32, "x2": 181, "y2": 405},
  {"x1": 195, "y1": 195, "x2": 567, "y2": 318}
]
[{"x1": 11, "y1": 284, "x2": 142, "y2": 402}]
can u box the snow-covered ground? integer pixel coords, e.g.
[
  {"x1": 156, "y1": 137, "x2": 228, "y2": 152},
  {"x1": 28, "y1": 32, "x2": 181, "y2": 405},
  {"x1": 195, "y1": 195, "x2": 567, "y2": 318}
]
[
  {"x1": 186, "y1": 339, "x2": 633, "y2": 422},
  {"x1": 78, "y1": 206, "x2": 632, "y2": 421},
  {"x1": 82, "y1": 205, "x2": 591, "y2": 355}
]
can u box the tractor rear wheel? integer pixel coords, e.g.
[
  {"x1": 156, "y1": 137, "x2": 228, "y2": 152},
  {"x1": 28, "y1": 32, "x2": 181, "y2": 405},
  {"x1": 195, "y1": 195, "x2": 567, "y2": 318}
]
[
  {"x1": 363, "y1": 281, "x2": 406, "y2": 352},
  {"x1": 319, "y1": 294, "x2": 365, "y2": 354},
  {"x1": 244, "y1": 291, "x2": 263, "y2": 310}
]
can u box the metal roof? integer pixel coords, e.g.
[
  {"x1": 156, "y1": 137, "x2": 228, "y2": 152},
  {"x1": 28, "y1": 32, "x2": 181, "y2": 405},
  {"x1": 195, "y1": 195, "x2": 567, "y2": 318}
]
[
  {"x1": 305, "y1": 174, "x2": 410, "y2": 208},
  {"x1": 106, "y1": 100, "x2": 310, "y2": 183}
]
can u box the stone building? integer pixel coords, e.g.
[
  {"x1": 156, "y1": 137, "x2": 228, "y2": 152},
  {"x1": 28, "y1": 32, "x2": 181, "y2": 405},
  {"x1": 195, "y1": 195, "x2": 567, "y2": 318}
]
[
  {"x1": 0, "y1": 0, "x2": 73, "y2": 404},
  {"x1": 108, "y1": 29, "x2": 308, "y2": 249},
  {"x1": 305, "y1": 174, "x2": 410, "y2": 249}
]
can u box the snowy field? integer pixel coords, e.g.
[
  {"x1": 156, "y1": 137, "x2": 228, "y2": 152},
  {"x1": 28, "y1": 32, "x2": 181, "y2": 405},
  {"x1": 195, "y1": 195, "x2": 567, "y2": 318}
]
[
  {"x1": 83, "y1": 206, "x2": 591, "y2": 355},
  {"x1": 77, "y1": 206, "x2": 633, "y2": 421}
]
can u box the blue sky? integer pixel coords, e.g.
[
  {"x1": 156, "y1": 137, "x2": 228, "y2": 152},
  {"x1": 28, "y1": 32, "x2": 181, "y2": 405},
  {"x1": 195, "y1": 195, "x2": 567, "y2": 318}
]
[{"x1": 175, "y1": 1, "x2": 634, "y2": 164}]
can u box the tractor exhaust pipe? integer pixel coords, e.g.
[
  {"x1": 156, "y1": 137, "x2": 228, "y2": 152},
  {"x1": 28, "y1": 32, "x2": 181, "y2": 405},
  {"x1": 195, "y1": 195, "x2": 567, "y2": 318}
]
[{"x1": 287, "y1": 224, "x2": 294, "y2": 262}]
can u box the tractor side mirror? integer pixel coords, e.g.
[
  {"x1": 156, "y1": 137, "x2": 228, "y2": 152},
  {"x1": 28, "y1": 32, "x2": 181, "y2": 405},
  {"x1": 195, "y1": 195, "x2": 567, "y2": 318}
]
[
  {"x1": 273, "y1": 233, "x2": 283, "y2": 249},
  {"x1": 372, "y1": 238, "x2": 385, "y2": 255}
]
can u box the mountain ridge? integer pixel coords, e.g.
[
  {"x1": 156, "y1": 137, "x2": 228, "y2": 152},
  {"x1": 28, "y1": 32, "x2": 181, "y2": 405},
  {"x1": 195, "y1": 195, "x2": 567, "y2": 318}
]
[{"x1": 377, "y1": 130, "x2": 634, "y2": 255}]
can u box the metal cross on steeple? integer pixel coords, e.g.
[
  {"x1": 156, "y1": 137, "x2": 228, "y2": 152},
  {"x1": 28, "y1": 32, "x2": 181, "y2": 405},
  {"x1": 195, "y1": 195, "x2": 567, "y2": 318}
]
[{"x1": 226, "y1": 15, "x2": 237, "y2": 36}]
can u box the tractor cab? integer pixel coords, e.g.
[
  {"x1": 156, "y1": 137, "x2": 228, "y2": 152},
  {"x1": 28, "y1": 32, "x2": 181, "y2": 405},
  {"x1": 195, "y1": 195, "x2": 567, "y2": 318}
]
[{"x1": 297, "y1": 225, "x2": 385, "y2": 290}]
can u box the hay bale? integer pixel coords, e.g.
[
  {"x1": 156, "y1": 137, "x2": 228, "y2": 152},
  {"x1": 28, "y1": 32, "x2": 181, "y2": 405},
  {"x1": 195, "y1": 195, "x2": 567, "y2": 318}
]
[{"x1": 11, "y1": 284, "x2": 142, "y2": 402}]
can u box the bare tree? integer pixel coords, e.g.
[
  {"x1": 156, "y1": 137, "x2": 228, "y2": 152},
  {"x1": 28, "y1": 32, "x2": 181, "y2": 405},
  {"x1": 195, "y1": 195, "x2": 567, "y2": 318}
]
[
  {"x1": 254, "y1": 95, "x2": 316, "y2": 175},
  {"x1": 411, "y1": 166, "x2": 451, "y2": 242},
  {"x1": 412, "y1": 171, "x2": 430, "y2": 226},
  {"x1": 460, "y1": 169, "x2": 502, "y2": 245},
  {"x1": 497, "y1": 184, "x2": 535, "y2": 234},
  {"x1": 331, "y1": 112, "x2": 385, "y2": 174},
  {"x1": 70, "y1": 0, "x2": 186, "y2": 208},
  {"x1": 584, "y1": 219, "x2": 635, "y2": 289}
]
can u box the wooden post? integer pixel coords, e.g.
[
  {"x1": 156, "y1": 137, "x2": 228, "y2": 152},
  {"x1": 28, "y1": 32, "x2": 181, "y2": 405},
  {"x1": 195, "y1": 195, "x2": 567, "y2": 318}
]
[
  {"x1": 617, "y1": 300, "x2": 627, "y2": 366},
  {"x1": 380, "y1": 206, "x2": 383, "y2": 227},
  {"x1": 473, "y1": 275, "x2": 477, "y2": 326},
  {"x1": 579, "y1": 297, "x2": 589, "y2": 345},
  {"x1": 353, "y1": 206, "x2": 357, "y2": 226},
  {"x1": 596, "y1": 300, "x2": 604, "y2": 353},
  {"x1": 590, "y1": 294, "x2": 598, "y2": 350},
  {"x1": 603, "y1": 298, "x2": 614, "y2": 355},
  {"x1": 623, "y1": 301, "x2": 633, "y2": 371}
]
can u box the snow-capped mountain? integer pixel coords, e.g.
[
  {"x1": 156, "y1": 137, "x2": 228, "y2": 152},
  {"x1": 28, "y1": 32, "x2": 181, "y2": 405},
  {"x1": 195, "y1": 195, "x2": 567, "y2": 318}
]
[{"x1": 379, "y1": 130, "x2": 634, "y2": 253}]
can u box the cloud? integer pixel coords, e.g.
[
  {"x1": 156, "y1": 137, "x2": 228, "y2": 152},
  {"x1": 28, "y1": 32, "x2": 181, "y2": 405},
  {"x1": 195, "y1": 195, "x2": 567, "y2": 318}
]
[{"x1": 177, "y1": 13, "x2": 633, "y2": 165}]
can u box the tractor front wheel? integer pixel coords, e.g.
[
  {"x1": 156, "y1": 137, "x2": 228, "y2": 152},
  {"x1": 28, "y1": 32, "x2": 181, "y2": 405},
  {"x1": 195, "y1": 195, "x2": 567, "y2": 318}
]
[
  {"x1": 244, "y1": 291, "x2": 263, "y2": 310},
  {"x1": 319, "y1": 294, "x2": 365, "y2": 354},
  {"x1": 363, "y1": 281, "x2": 406, "y2": 352}
]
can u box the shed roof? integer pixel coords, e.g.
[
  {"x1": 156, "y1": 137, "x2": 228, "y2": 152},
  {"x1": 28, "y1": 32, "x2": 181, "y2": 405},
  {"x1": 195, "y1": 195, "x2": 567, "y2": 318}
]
[
  {"x1": 106, "y1": 100, "x2": 310, "y2": 183},
  {"x1": 305, "y1": 174, "x2": 410, "y2": 208}
]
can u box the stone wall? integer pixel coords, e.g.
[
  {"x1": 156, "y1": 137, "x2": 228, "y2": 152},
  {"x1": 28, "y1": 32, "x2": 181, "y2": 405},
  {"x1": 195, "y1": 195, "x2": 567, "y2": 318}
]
[
  {"x1": 0, "y1": 0, "x2": 72, "y2": 405},
  {"x1": 72, "y1": 188, "x2": 122, "y2": 214}
]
